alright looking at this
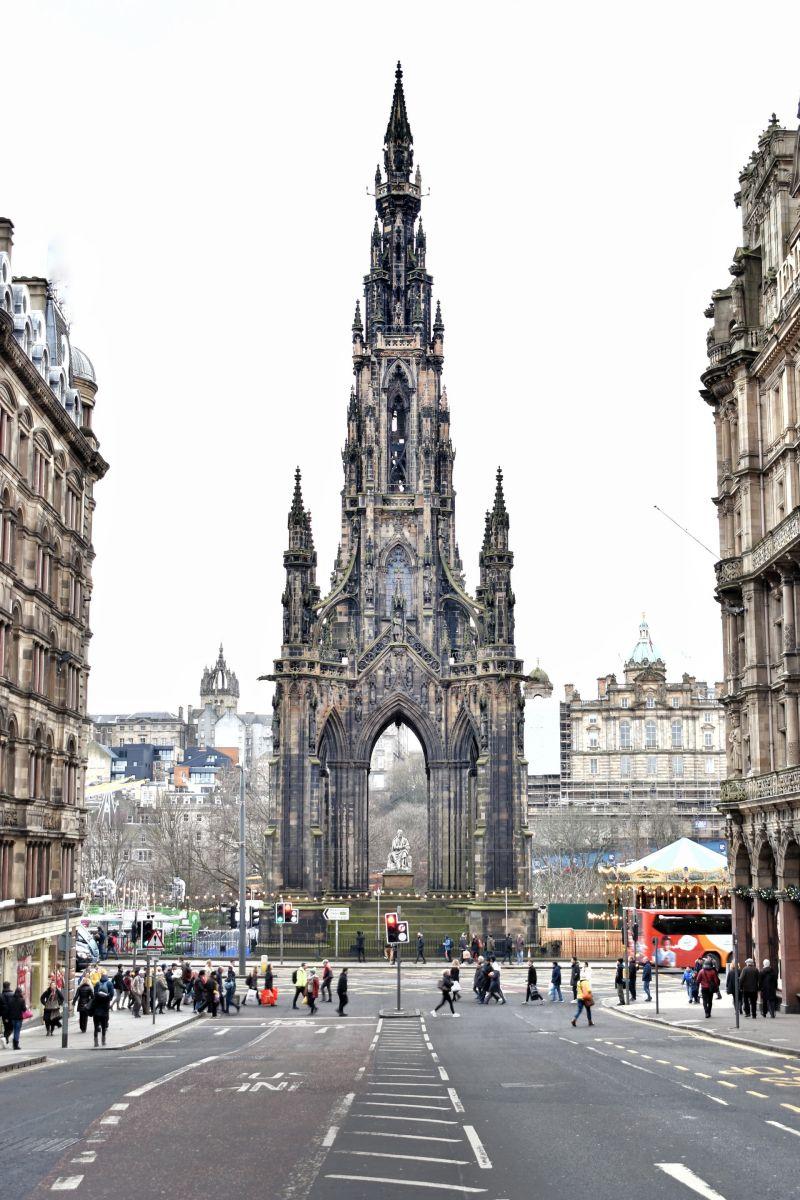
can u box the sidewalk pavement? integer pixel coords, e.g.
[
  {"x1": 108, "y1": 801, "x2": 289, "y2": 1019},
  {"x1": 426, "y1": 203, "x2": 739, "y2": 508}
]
[
  {"x1": 603, "y1": 979, "x2": 800, "y2": 1057},
  {"x1": 0, "y1": 1002, "x2": 199, "y2": 1074}
]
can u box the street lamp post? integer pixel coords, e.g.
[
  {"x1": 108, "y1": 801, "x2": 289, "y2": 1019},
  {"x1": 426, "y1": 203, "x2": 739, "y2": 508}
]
[{"x1": 238, "y1": 765, "x2": 247, "y2": 977}]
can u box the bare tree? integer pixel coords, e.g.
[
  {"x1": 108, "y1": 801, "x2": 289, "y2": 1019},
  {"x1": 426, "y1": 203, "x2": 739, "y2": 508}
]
[
  {"x1": 84, "y1": 805, "x2": 134, "y2": 885},
  {"x1": 529, "y1": 806, "x2": 615, "y2": 904},
  {"x1": 145, "y1": 790, "x2": 204, "y2": 896},
  {"x1": 203, "y1": 757, "x2": 275, "y2": 895}
]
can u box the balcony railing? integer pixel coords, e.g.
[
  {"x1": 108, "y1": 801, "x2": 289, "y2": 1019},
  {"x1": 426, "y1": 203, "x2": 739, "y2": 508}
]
[{"x1": 720, "y1": 764, "x2": 800, "y2": 806}]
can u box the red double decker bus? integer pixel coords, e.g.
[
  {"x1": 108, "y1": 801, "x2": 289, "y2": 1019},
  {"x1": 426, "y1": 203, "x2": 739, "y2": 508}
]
[{"x1": 624, "y1": 908, "x2": 732, "y2": 971}]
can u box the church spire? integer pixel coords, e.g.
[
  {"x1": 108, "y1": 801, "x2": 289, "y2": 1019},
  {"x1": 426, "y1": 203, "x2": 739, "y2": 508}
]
[
  {"x1": 289, "y1": 466, "x2": 306, "y2": 528},
  {"x1": 384, "y1": 61, "x2": 413, "y2": 181},
  {"x1": 282, "y1": 467, "x2": 318, "y2": 647}
]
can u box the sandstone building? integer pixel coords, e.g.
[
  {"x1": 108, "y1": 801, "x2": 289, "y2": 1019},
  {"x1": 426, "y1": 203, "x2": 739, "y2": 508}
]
[
  {"x1": 264, "y1": 65, "x2": 550, "y2": 899},
  {"x1": 559, "y1": 619, "x2": 726, "y2": 841},
  {"x1": 0, "y1": 218, "x2": 107, "y2": 999},
  {"x1": 704, "y1": 106, "x2": 800, "y2": 1008}
]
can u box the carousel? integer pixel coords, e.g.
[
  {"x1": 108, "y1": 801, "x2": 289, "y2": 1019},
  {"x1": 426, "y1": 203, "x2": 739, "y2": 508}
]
[{"x1": 601, "y1": 837, "x2": 729, "y2": 917}]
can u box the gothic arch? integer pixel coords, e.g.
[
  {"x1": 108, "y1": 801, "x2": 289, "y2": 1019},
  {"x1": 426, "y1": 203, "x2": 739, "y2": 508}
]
[
  {"x1": 355, "y1": 690, "x2": 443, "y2": 766},
  {"x1": 317, "y1": 706, "x2": 348, "y2": 760},
  {"x1": 451, "y1": 702, "x2": 480, "y2": 761}
]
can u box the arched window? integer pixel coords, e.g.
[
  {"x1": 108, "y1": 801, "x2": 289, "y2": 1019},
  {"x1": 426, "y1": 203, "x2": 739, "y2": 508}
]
[
  {"x1": 385, "y1": 546, "x2": 412, "y2": 615},
  {"x1": 0, "y1": 398, "x2": 12, "y2": 460},
  {"x1": 619, "y1": 719, "x2": 631, "y2": 749},
  {"x1": 5, "y1": 717, "x2": 16, "y2": 796},
  {"x1": 11, "y1": 604, "x2": 22, "y2": 687},
  {"x1": 0, "y1": 489, "x2": 14, "y2": 566},
  {"x1": 671, "y1": 719, "x2": 683, "y2": 748},
  {"x1": 63, "y1": 736, "x2": 78, "y2": 806},
  {"x1": 645, "y1": 719, "x2": 657, "y2": 749}
]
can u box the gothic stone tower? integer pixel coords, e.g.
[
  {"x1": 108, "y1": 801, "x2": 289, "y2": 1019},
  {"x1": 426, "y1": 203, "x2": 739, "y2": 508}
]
[{"x1": 264, "y1": 65, "x2": 548, "y2": 898}]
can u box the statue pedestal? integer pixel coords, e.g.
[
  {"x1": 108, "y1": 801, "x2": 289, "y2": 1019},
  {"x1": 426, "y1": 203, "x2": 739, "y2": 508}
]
[{"x1": 381, "y1": 871, "x2": 414, "y2": 892}]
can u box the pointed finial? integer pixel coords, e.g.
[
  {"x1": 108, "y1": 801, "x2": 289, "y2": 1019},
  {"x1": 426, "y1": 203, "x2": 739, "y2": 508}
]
[
  {"x1": 290, "y1": 466, "x2": 305, "y2": 524},
  {"x1": 375, "y1": 163, "x2": 382, "y2": 188},
  {"x1": 352, "y1": 299, "x2": 363, "y2": 332},
  {"x1": 492, "y1": 467, "x2": 508, "y2": 519},
  {"x1": 433, "y1": 299, "x2": 444, "y2": 333},
  {"x1": 384, "y1": 59, "x2": 413, "y2": 179}
]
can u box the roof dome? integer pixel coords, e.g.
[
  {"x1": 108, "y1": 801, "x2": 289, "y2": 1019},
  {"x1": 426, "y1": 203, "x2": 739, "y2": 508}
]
[
  {"x1": 628, "y1": 617, "x2": 661, "y2": 664},
  {"x1": 528, "y1": 665, "x2": 550, "y2": 684},
  {"x1": 71, "y1": 345, "x2": 96, "y2": 383}
]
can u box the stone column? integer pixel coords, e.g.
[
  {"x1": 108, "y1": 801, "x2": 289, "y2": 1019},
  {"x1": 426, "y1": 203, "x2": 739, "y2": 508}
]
[
  {"x1": 777, "y1": 898, "x2": 800, "y2": 1013},
  {"x1": 720, "y1": 412, "x2": 732, "y2": 476},
  {"x1": 732, "y1": 891, "x2": 752, "y2": 961}
]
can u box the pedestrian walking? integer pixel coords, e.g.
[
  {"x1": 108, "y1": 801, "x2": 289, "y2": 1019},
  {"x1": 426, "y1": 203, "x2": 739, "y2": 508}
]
[
  {"x1": 682, "y1": 965, "x2": 694, "y2": 1000},
  {"x1": 205, "y1": 971, "x2": 220, "y2": 1017},
  {"x1": 473, "y1": 957, "x2": 486, "y2": 1003},
  {"x1": 515, "y1": 933, "x2": 525, "y2": 965},
  {"x1": 181, "y1": 962, "x2": 194, "y2": 1009},
  {"x1": 628, "y1": 958, "x2": 638, "y2": 1002},
  {"x1": 165, "y1": 965, "x2": 175, "y2": 1009},
  {"x1": 92, "y1": 971, "x2": 114, "y2": 1047},
  {"x1": 5, "y1": 987, "x2": 26, "y2": 1050},
  {"x1": 192, "y1": 970, "x2": 206, "y2": 1014},
  {"x1": 570, "y1": 957, "x2": 580, "y2": 1001},
  {"x1": 336, "y1": 967, "x2": 349, "y2": 1015},
  {"x1": 355, "y1": 931, "x2": 366, "y2": 963},
  {"x1": 486, "y1": 965, "x2": 506, "y2": 1004},
  {"x1": 459, "y1": 932, "x2": 468, "y2": 955},
  {"x1": 224, "y1": 966, "x2": 240, "y2": 1013},
  {"x1": 758, "y1": 959, "x2": 778, "y2": 1018},
  {"x1": 501, "y1": 936, "x2": 513, "y2": 967},
  {"x1": 524, "y1": 959, "x2": 538, "y2": 1003},
  {"x1": 739, "y1": 958, "x2": 759, "y2": 1018},
  {"x1": 106, "y1": 931, "x2": 119, "y2": 959},
  {"x1": 263, "y1": 961, "x2": 274, "y2": 1003},
  {"x1": 696, "y1": 958, "x2": 720, "y2": 1018},
  {"x1": 449, "y1": 961, "x2": 461, "y2": 1000},
  {"x1": 725, "y1": 963, "x2": 740, "y2": 1012},
  {"x1": 305, "y1": 969, "x2": 320, "y2": 1015},
  {"x1": 40, "y1": 978, "x2": 63, "y2": 1036},
  {"x1": 415, "y1": 932, "x2": 426, "y2": 964},
  {"x1": 131, "y1": 969, "x2": 145, "y2": 1017},
  {"x1": 642, "y1": 958, "x2": 653, "y2": 1002},
  {"x1": 571, "y1": 966, "x2": 595, "y2": 1027},
  {"x1": 550, "y1": 960, "x2": 563, "y2": 1003},
  {"x1": 470, "y1": 933, "x2": 480, "y2": 961},
  {"x1": 1, "y1": 980, "x2": 14, "y2": 1045},
  {"x1": 292, "y1": 963, "x2": 308, "y2": 1009},
  {"x1": 614, "y1": 958, "x2": 626, "y2": 1005},
  {"x1": 443, "y1": 935, "x2": 453, "y2": 962},
  {"x1": 432, "y1": 971, "x2": 456, "y2": 1015},
  {"x1": 154, "y1": 967, "x2": 168, "y2": 1014},
  {"x1": 321, "y1": 960, "x2": 333, "y2": 1003},
  {"x1": 74, "y1": 974, "x2": 94, "y2": 1033},
  {"x1": 110, "y1": 964, "x2": 125, "y2": 1012}
]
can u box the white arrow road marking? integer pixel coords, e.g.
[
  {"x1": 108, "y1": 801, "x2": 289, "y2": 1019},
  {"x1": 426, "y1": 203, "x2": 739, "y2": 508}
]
[{"x1": 655, "y1": 1163, "x2": 728, "y2": 1199}]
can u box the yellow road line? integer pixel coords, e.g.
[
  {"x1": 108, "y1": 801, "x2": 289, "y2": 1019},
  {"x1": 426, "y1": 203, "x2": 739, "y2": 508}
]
[
  {"x1": 718, "y1": 1081, "x2": 737, "y2": 1089},
  {"x1": 674, "y1": 1065, "x2": 690, "y2": 1072},
  {"x1": 695, "y1": 1072, "x2": 711, "y2": 1079},
  {"x1": 781, "y1": 1103, "x2": 800, "y2": 1114},
  {"x1": 656, "y1": 1059, "x2": 670, "y2": 1065}
]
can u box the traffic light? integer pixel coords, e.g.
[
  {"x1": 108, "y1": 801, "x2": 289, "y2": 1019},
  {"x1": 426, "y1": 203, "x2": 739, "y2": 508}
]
[
  {"x1": 384, "y1": 913, "x2": 409, "y2": 944},
  {"x1": 142, "y1": 918, "x2": 154, "y2": 944},
  {"x1": 275, "y1": 901, "x2": 293, "y2": 925}
]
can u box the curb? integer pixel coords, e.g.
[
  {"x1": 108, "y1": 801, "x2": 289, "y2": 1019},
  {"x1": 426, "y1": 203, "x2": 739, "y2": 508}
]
[
  {"x1": 379, "y1": 1009, "x2": 422, "y2": 1018},
  {"x1": 0, "y1": 1053, "x2": 47, "y2": 1075},
  {"x1": 604, "y1": 1001, "x2": 800, "y2": 1059}
]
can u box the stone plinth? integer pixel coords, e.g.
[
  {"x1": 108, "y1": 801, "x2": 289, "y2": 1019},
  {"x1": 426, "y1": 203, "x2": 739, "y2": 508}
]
[{"x1": 381, "y1": 871, "x2": 415, "y2": 892}]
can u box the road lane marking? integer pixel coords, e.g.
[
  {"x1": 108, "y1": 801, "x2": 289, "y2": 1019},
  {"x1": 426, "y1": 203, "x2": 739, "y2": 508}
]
[
  {"x1": 655, "y1": 1162, "x2": 727, "y2": 1199},
  {"x1": 109, "y1": 1103, "x2": 128, "y2": 1111},
  {"x1": 747, "y1": 1091, "x2": 768, "y2": 1099},
  {"x1": 71, "y1": 1153, "x2": 96, "y2": 1164},
  {"x1": 586, "y1": 1047, "x2": 608, "y2": 1057},
  {"x1": 656, "y1": 1059, "x2": 670, "y2": 1065},
  {"x1": 679, "y1": 1084, "x2": 728, "y2": 1106},
  {"x1": 362, "y1": 1102, "x2": 452, "y2": 1111},
  {"x1": 767, "y1": 1120, "x2": 800, "y2": 1138},
  {"x1": 368, "y1": 1092, "x2": 449, "y2": 1100},
  {"x1": 126, "y1": 1054, "x2": 218, "y2": 1097},
  {"x1": 463, "y1": 1125, "x2": 492, "y2": 1169},
  {"x1": 781, "y1": 1103, "x2": 800, "y2": 1113},
  {"x1": 100, "y1": 1115, "x2": 120, "y2": 1126},
  {"x1": 51, "y1": 1180, "x2": 84, "y2": 1192},
  {"x1": 641, "y1": 1054, "x2": 653, "y2": 1060},
  {"x1": 447, "y1": 1088, "x2": 465, "y2": 1113},
  {"x1": 694, "y1": 1073, "x2": 711, "y2": 1079},
  {"x1": 674, "y1": 1065, "x2": 690, "y2": 1072},
  {"x1": 324, "y1": 1175, "x2": 486, "y2": 1194},
  {"x1": 214, "y1": 1028, "x2": 230, "y2": 1036},
  {"x1": 335, "y1": 1150, "x2": 469, "y2": 1165},
  {"x1": 351, "y1": 1131, "x2": 463, "y2": 1143},
  {"x1": 621, "y1": 1061, "x2": 653, "y2": 1074},
  {"x1": 717, "y1": 1081, "x2": 737, "y2": 1089},
  {"x1": 322, "y1": 1127, "x2": 338, "y2": 1147},
  {"x1": 360, "y1": 1115, "x2": 458, "y2": 1125}
]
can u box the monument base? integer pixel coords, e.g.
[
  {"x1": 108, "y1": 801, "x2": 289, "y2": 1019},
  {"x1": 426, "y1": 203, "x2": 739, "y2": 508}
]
[{"x1": 381, "y1": 871, "x2": 415, "y2": 892}]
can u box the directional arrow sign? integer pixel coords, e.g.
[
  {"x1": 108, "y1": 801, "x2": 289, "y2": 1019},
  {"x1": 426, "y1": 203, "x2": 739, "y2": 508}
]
[{"x1": 323, "y1": 906, "x2": 350, "y2": 922}]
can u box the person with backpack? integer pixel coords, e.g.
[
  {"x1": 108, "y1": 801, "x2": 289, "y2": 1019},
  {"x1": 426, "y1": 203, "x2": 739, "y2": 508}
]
[
  {"x1": 642, "y1": 958, "x2": 653, "y2": 1002},
  {"x1": 336, "y1": 967, "x2": 349, "y2": 1015},
  {"x1": 321, "y1": 960, "x2": 333, "y2": 1003},
  {"x1": 432, "y1": 970, "x2": 456, "y2": 1016},
  {"x1": 696, "y1": 958, "x2": 720, "y2": 1018},
  {"x1": 40, "y1": 978, "x2": 64, "y2": 1036},
  {"x1": 571, "y1": 966, "x2": 595, "y2": 1028},
  {"x1": 92, "y1": 971, "x2": 114, "y2": 1047},
  {"x1": 305, "y1": 969, "x2": 320, "y2": 1015},
  {"x1": 524, "y1": 959, "x2": 538, "y2": 1003},
  {"x1": 550, "y1": 960, "x2": 563, "y2": 1002},
  {"x1": 292, "y1": 963, "x2": 307, "y2": 1009}
]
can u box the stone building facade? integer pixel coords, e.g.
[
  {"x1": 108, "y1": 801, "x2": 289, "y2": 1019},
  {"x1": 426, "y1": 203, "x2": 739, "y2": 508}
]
[
  {"x1": 0, "y1": 218, "x2": 107, "y2": 1000},
  {"x1": 91, "y1": 710, "x2": 188, "y2": 751},
  {"x1": 704, "y1": 106, "x2": 800, "y2": 1009},
  {"x1": 264, "y1": 66, "x2": 550, "y2": 899},
  {"x1": 559, "y1": 620, "x2": 726, "y2": 840}
]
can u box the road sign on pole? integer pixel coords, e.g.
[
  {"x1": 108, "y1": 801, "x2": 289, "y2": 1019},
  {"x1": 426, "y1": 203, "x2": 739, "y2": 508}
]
[
  {"x1": 145, "y1": 929, "x2": 164, "y2": 953},
  {"x1": 323, "y1": 907, "x2": 350, "y2": 922}
]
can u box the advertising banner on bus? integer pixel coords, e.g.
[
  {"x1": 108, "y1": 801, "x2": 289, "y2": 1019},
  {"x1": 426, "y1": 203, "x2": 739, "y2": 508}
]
[{"x1": 624, "y1": 908, "x2": 732, "y2": 970}]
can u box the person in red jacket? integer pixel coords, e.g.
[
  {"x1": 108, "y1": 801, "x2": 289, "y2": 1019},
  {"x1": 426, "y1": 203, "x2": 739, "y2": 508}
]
[
  {"x1": 305, "y1": 969, "x2": 320, "y2": 1015},
  {"x1": 696, "y1": 959, "x2": 720, "y2": 1018}
]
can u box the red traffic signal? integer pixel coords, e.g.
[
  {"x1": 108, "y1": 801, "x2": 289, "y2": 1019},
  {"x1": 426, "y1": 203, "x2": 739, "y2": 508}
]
[
  {"x1": 276, "y1": 901, "x2": 294, "y2": 924},
  {"x1": 385, "y1": 913, "x2": 409, "y2": 945}
]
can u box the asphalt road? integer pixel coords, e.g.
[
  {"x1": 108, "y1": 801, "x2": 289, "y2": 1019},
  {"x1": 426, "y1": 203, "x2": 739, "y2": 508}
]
[{"x1": 4, "y1": 965, "x2": 800, "y2": 1199}]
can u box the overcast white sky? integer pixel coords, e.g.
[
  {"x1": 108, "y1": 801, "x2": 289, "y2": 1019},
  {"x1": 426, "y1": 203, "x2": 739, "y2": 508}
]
[{"x1": 4, "y1": 2, "x2": 799, "y2": 768}]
